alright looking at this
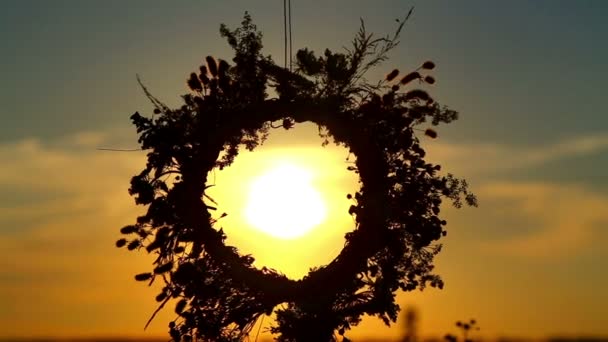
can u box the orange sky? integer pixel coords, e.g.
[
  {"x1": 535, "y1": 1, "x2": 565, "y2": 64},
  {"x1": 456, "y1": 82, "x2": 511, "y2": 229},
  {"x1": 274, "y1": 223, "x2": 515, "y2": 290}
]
[
  {"x1": 1, "y1": 0, "x2": 608, "y2": 340},
  {"x1": 1, "y1": 123, "x2": 607, "y2": 340}
]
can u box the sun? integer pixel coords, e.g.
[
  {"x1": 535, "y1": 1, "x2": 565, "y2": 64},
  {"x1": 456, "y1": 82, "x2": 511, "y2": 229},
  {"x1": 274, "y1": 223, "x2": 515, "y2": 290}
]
[{"x1": 244, "y1": 162, "x2": 327, "y2": 239}]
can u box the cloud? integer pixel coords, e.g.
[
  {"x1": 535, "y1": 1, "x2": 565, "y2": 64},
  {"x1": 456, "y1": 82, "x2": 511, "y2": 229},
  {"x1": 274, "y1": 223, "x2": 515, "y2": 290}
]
[
  {"x1": 0, "y1": 131, "x2": 144, "y2": 212},
  {"x1": 2, "y1": 128, "x2": 607, "y2": 336},
  {"x1": 0, "y1": 126, "x2": 358, "y2": 336},
  {"x1": 0, "y1": 131, "x2": 173, "y2": 336},
  {"x1": 425, "y1": 132, "x2": 608, "y2": 176},
  {"x1": 419, "y1": 132, "x2": 608, "y2": 259},
  {"x1": 472, "y1": 181, "x2": 608, "y2": 259}
]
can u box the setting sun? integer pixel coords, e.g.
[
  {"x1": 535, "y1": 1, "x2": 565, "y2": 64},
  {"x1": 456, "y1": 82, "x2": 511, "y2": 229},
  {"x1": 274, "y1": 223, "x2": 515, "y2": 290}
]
[{"x1": 244, "y1": 162, "x2": 327, "y2": 239}]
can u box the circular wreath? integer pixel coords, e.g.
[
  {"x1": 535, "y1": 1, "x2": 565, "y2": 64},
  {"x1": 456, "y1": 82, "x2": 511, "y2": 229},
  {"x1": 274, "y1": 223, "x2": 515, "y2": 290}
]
[{"x1": 116, "y1": 13, "x2": 477, "y2": 342}]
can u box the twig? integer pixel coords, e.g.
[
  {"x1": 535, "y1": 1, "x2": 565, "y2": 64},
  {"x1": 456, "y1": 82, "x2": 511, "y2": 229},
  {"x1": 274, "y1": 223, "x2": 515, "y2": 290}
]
[
  {"x1": 137, "y1": 74, "x2": 170, "y2": 112},
  {"x1": 145, "y1": 296, "x2": 172, "y2": 330},
  {"x1": 254, "y1": 314, "x2": 265, "y2": 342}
]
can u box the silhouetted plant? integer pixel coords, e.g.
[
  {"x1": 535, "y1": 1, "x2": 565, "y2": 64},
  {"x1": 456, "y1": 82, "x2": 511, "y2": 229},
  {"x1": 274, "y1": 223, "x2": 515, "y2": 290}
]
[
  {"x1": 117, "y1": 10, "x2": 477, "y2": 342},
  {"x1": 445, "y1": 319, "x2": 481, "y2": 342}
]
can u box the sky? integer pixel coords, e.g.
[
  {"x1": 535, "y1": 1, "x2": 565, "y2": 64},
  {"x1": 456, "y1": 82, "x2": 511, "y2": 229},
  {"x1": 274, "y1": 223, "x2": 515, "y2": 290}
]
[{"x1": 1, "y1": 0, "x2": 608, "y2": 340}]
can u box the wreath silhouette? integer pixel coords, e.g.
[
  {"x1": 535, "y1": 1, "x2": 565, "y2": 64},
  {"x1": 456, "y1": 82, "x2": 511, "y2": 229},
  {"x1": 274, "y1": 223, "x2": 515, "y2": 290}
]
[{"x1": 116, "y1": 13, "x2": 477, "y2": 342}]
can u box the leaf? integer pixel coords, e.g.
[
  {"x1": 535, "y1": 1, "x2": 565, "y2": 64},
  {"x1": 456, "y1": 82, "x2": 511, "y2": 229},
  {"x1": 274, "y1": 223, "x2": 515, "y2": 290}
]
[
  {"x1": 348, "y1": 205, "x2": 358, "y2": 215},
  {"x1": 115, "y1": 238, "x2": 127, "y2": 248},
  {"x1": 203, "y1": 193, "x2": 218, "y2": 205},
  {"x1": 282, "y1": 118, "x2": 294, "y2": 129}
]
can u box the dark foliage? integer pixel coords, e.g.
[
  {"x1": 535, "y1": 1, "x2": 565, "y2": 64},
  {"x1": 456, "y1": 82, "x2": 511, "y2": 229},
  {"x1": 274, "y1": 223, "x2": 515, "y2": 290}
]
[{"x1": 117, "y1": 11, "x2": 477, "y2": 342}]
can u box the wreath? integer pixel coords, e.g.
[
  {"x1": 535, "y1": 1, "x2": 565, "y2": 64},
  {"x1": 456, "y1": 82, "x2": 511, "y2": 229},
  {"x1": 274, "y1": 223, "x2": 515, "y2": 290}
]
[{"x1": 116, "y1": 13, "x2": 477, "y2": 342}]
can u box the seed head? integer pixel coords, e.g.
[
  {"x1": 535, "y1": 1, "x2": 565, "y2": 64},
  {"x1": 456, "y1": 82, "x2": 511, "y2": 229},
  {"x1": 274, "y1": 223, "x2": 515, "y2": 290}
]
[
  {"x1": 155, "y1": 292, "x2": 167, "y2": 302},
  {"x1": 135, "y1": 273, "x2": 152, "y2": 281},
  {"x1": 422, "y1": 61, "x2": 436, "y2": 70},
  {"x1": 154, "y1": 262, "x2": 173, "y2": 274},
  {"x1": 187, "y1": 73, "x2": 202, "y2": 92},
  {"x1": 386, "y1": 69, "x2": 399, "y2": 81},
  {"x1": 218, "y1": 59, "x2": 229, "y2": 77},
  {"x1": 127, "y1": 240, "x2": 140, "y2": 251},
  {"x1": 400, "y1": 71, "x2": 421, "y2": 85},
  {"x1": 175, "y1": 299, "x2": 187, "y2": 314},
  {"x1": 425, "y1": 128, "x2": 438, "y2": 139},
  {"x1": 206, "y1": 56, "x2": 218, "y2": 77},
  {"x1": 120, "y1": 225, "x2": 138, "y2": 234},
  {"x1": 199, "y1": 73, "x2": 210, "y2": 86}
]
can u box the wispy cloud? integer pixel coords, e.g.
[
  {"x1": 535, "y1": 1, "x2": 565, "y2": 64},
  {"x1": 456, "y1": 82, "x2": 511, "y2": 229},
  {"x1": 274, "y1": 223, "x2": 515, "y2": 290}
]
[
  {"x1": 0, "y1": 131, "x2": 173, "y2": 336},
  {"x1": 422, "y1": 133, "x2": 608, "y2": 259},
  {"x1": 1, "y1": 129, "x2": 607, "y2": 336},
  {"x1": 0, "y1": 128, "x2": 356, "y2": 336},
  {"x1": 425, "y1": 132, "x2": 608, "y2": 176},
  {"x1": 470, "y1": 181, "x2": 608, "y2": 259}
]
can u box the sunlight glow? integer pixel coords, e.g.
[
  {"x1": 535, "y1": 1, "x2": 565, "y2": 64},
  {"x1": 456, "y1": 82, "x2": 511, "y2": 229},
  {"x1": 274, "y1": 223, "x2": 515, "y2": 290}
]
[
  {"x1": 204, "y1": 122, "x2": 360, "y2": 279},
  {"x1": 244, "y1": 162, "x2": 327, "y2": 239}
]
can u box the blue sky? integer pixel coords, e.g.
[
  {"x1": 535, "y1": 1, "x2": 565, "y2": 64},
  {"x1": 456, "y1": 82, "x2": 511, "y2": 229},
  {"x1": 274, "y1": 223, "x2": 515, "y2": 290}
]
[{"x1": 1, "y1": 0, "x2": 607, "y2": 339}]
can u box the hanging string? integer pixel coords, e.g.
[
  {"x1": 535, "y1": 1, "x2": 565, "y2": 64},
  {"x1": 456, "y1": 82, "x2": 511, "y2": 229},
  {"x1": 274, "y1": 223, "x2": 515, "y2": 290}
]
[
  {"x1": 283, "y1": 0, "x2": 294, "y2": 70},
  {"x1": 288, "y1": 0, "x2": 293, "y2": 71},
  {"x1": 283, "y1": 0, "x2": 288, "y2": 69}
]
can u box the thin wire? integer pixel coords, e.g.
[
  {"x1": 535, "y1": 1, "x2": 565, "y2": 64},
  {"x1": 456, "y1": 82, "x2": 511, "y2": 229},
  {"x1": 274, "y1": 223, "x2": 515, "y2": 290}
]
[
  {"x1": 288, "y1": 0, "x2": 293, "y2": 71},
  {"x1": 283, "y1": 0, "x2": 287, "y2": 69},
  {"x1": 96, "y1": 147, "x2": 142, "y2": 152}
]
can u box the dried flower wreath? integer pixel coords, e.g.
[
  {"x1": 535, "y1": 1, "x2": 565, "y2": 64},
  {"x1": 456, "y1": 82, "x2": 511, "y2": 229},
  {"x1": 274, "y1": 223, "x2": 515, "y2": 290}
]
[{"x1": 116, "y1": 12, "x2": 477, "y2": 342}]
